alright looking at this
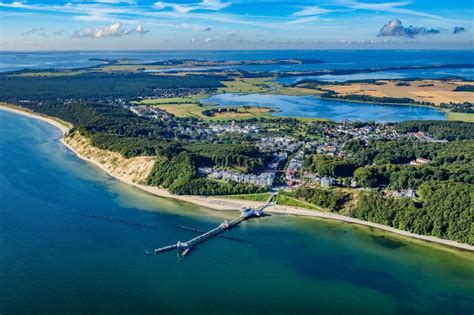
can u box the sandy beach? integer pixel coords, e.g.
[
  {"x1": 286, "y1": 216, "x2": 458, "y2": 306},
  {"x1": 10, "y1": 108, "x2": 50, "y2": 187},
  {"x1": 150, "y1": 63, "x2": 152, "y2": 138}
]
[
  {"x1": 0, "y1": 103, "x2": 72, "y2": 135},
  {"x1": 1, "y1": 103, "x2": 473, "y2": 252}
]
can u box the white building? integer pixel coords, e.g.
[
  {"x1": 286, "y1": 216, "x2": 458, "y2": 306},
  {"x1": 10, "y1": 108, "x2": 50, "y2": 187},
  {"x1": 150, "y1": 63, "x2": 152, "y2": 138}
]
[{"x1": 321, "y1": 177, "x2": 335, "y2": 188}]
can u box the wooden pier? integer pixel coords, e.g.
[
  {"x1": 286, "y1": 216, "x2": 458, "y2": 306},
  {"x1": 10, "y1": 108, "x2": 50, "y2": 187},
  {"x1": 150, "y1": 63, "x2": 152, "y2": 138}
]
[{"x1": 153, "y1": 194, "x2": 274, "y2": 258}]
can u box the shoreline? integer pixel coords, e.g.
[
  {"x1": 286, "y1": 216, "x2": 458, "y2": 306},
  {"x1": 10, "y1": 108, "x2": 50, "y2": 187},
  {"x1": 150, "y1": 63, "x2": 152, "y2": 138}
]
[
  {"x1": 0, "y1": 103, "x2": 72, "y2": 134},
  {"x1": 1, "y1": 103, "x2": 473, "y2": 252}
]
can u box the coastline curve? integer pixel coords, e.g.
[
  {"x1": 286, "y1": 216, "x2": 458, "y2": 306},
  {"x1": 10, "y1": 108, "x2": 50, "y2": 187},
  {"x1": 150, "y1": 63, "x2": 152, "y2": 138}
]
[{"x1": 1, "y1": 103, "x2": 473, "y2": 253}]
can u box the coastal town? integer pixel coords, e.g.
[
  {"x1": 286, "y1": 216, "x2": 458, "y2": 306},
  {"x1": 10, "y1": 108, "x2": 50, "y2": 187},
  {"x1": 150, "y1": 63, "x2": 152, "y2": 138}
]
[{"x1": 128, "y1": 100, "x2": 450, "y2": 200}]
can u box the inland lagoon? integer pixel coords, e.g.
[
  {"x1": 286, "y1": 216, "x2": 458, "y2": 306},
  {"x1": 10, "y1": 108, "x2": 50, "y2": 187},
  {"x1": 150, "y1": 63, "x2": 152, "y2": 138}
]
[
  {"x1": 1, "y1": 106, "x2": 473, "y2": 314},
  {"x1": 201, "y1": 93, "x2": 447, "y2": 122}
]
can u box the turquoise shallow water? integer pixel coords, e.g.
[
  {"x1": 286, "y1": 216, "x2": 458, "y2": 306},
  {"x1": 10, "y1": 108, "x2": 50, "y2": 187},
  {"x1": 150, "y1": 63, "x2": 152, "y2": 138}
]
[{"x1": 0, "y1": 109, "x2": 473, "y2": 314}]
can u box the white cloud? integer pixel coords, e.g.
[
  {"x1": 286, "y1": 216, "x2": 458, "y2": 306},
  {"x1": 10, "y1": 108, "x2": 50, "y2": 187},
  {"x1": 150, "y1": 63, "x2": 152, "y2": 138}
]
[
  {"x1": 75, "y1": 14, "x2": 114, "y2": 22},
  {"x1": 72, "y1": 22, "x2": 149, "y2": 38},
  {"x1": 293, "y1": 6, "x2": 331, "y2": 17},
  {"x1": 286, "y1": 16, "x2": 319, "y2": 25},
  {"x1": 153, "y1": 0, "x2": 231, "y2": 14},
  {"x1": 0, "y1": 1, "x2": 291, "y2": 31},
  {"x1": 337, "y1": 0, "x2": 443, "y2": 19},
  {"x1": 93, "y1": 0, "x2": 136, "y2": 3}
]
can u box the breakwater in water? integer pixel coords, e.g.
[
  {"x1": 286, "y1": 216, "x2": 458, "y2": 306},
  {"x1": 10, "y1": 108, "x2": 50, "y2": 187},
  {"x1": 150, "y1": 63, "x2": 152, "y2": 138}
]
[{"x1": 82, "y1": 213, "x2": 157, "y2": 229}]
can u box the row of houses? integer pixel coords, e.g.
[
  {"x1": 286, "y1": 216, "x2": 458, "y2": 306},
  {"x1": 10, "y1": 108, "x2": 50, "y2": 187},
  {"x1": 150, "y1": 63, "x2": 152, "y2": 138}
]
[
  {"x1": 208, "y1": 122, "x2": 259, "y2": 134},
  {"x1": 129, "y1": 105, "x2": 171, "y2": 120},
  {"x1": 408, "y1": 131, "x2": 448, "y2": 143},
  {"x1": 198, "y1": 167, "x2": 274, "y2": 187},
  {"x1": 409, "y1": 157, "x2": 431, "y2": 166},
  {"x1": 301, "y1": 172, "x2": 337, "y2": 188},
  {"x1": 258, "y1": 136, "x2": 302, "y2": 153}
]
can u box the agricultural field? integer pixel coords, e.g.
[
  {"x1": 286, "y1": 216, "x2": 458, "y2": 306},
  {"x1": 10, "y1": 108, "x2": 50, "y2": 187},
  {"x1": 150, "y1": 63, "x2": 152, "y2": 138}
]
[{"x1": 320, "y1": 79, "x2": 474, "y2": 105}]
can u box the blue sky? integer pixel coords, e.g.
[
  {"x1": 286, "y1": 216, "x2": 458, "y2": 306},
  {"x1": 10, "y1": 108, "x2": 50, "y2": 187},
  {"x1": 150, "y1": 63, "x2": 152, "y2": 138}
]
[{"x1": 0, "y1": 0, "x2": 473, "y2": 50}]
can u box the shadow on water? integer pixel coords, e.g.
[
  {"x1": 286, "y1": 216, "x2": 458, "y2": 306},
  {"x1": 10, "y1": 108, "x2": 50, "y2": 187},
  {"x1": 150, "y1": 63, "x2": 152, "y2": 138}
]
[
  {"x1": 270, "y1": 245, "x2": 417, "y2": 301},
  {"x1": 371, "y1": 235, "x2": 406, "y2": 250}
]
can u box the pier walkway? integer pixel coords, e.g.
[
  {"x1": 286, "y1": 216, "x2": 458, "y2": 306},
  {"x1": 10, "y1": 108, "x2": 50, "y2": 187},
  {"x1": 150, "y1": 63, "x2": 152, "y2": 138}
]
[{"x1": 153, "y1": 193, "x2": 275, "y2": 258}]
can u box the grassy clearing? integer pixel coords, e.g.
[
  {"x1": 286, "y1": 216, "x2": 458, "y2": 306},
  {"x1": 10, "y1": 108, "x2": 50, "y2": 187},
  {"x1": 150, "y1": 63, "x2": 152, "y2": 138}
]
[
  {"x1": 218, "y1": 77, "x2": 277, "y2": 94},
  {"x1": 447, "y1": 111, "x2": 474, "y2": 123},
  {"x1": 155, "y1": 103, "x2": 205, "y2": 119},
  {"x1": 220, "y1": 193, "x2": 271, "y2": 202},
  {"x1": 154, "y1": 101, "x2": 328, "y2": 122},
  {"x1": 275, "y1": 195, "x2": 322, "y2": 211},
  {"x1": 155, "y1": 102, "x2": 273, "y2": 121}
]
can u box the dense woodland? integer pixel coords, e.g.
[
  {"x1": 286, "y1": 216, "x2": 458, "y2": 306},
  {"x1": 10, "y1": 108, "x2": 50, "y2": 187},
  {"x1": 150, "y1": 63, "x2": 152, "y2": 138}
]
[
  {"x1": 185, "y1": 142, "x2": 272, "y2": 174},
  {"x1": 396, "y1": 120, "x2": 474, "y2": 140},
  {"x1": 145, "y1": 144, "x2": 266, "y2": 195},
  {"x1": 305, "y1": 154, "x2": 356, "y2": 177},
  {"x1": 320, "y1": 90, "x2": 422, "y2": 105},
  {"x1": 351, "y1": 181, "x2": 472, "y2": 244},
  {"x1": 301, "y1": 123, "x2": 473, "y2": 244},
  {"x1": 287, "y1": 186, "x2": 350, "y2": 211},
  {"x1": 0, "y1": 72, "x2": 224, "y2": 100},
  {"x1": 454, "y1": 85, "x2": 474, "y2": 92}
]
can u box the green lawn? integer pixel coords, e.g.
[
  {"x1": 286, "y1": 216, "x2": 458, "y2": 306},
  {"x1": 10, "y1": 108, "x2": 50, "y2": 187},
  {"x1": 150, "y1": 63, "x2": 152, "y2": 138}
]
[
  {"x1": 218, "y1": 77, "x2": 277, "y2": 94},
  {"x1": 220, "y1": 192, "x2": 325, "y2": 211},
  {"x1": 275, "y1": 195, "x2": 323, "y2": 210},
  {"x1": 155, "y1": 103, "x2": 274, "y2": 121},
  {"x1": 447, "y1": 111, "x2": 474, "y2": 123},
  {"x1": 220, "y1": 193, "x2": 271, "y2": 202}
]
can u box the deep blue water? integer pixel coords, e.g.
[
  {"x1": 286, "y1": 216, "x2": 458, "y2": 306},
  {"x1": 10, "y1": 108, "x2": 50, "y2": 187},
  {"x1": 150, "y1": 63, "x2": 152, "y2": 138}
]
[
  {"x1": 201, "y1": 93, "x2": 446, "y2": 122},
  {"x1": 1, "y1": 108, "x2": 473, "y2": 314},
  {"x1": 1, "y1": 50, "x2": 473, "y2": 79}
]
